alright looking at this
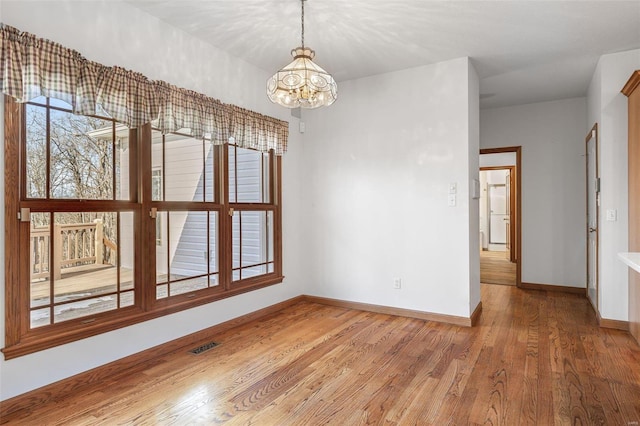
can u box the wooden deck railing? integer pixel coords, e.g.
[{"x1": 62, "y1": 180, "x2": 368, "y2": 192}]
[{"x1": 30, "y1": 219, "x2": 117, "y2": 280}]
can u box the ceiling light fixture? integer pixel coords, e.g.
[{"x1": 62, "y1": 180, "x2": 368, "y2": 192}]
[{"x1": 267, "y1": 0, "x2": 337, "y2": 109}]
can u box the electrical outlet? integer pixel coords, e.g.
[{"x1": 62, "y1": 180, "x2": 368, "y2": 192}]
[{"x1": 393, "y1": 278, "x2": 402, "y2": 289}]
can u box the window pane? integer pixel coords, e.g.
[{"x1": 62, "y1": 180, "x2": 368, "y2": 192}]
[
  {"x1": 232, "y1": 212, "x2": 240, "y2": 269},
  {"x1": 228, "y1": 145, "x2": 270, "y2": 203},
  {"x1": 52, "y1": 213, "x2": 117, "y2": 304},
  {"x1": 152, "y1": 169, "x2": 162, "y2": 202},
  {"x1": 169, "y1": 211, "x2": 207, "y2": 281},
  {"x1": 156, "y1": 211, "x2": 219, "y2": 299},
  {"x1": 30, "y1": 212, "x2": 51, "y2": 309},
  {"x1": 209, "y1": 212, "x2": 219, "y2": 273},
  {"x1": 120, "y1": 212, "x2": 135, "y2": 291},
  {"x1": 156, "y1": 284, "x2": 168, "y2": 300},
  {"x1": 267, "y1": 211, "x2": 274, "y2": 263},
  {"x1": 31, "y1": 308, "x2": 50, "y2": 328},
  {"x1": 25, "y1": 104, "x2": 47, "y2": 198},
  {"x1": 151, "y1": 132, "x2": 164, "y2": 201},
  {"x1": 205, "y1": 141, "x2": 215, "y2": 202},
  {"x1": 156, "y1": 211, "x2": 168, "y2": 284},
  {"x1": 25, "y1": 99, "x2": 128, "y2": 201},
  {"x1": 121, "y1": 291, "x2": 134, "y2": 307},
  {"x1": 49, "y1": 110, "x2": 114, "y2": 200},
  {"x1": 209, "y1": 274, "x2": 219, "y2": 287},
  {"x1": 114, "y1": 127, "x2": 131, "y2": 201},
  {"x1": 29, "y1": 211, "x2": 134, "y2": 327},
  {"x1": 240, "y1": 211, "x2": 268, "y2": 267},
  {"x1": 242, "y1": 264, "x2": 267, "y2": 279},
  {"x1": 29, "y1": 96, "x2": 47, "y2": 106},
  {"x1": 49, "y1": 97, "x2": 73, "y2": 110},
  {"x1": 154, "y1": 131, "x2": 206, "y2": 202},
  {"x1": 232, "y1": 210, "x2": 274, "y2": 281},
  {"x1": 228, "y1": 145, "x2": 236, "y2": 203},
  {"x1": 54, "y1": 296, "x2": 117, "y2": 323},
  {"x1": 170, "y1": 276, "x2": 208, "y2": 297}
]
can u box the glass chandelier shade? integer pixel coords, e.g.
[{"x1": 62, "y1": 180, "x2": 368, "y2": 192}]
[
  {"x1": 267, "y1": 0, "x2": 337, "y2": 109},
  {"x1": 267, "y1": 47, "x2": 337, "y2": 109}
]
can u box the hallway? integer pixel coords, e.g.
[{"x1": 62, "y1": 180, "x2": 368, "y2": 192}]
[{"x1": 480, "y1": 250, "x2": 516, "y2": 285}]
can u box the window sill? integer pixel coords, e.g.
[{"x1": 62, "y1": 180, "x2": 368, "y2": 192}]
[{"x1": 2, "y1": 275, "x2": 284, "y2": 360}]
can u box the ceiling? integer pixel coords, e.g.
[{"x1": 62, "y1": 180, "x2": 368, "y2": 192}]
[{"x1": 125, "y1": 0, "x2": 640, "y2": 109}]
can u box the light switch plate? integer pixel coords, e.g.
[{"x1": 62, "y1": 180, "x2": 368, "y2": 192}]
[
  {"x1": 606, "y1": 209, "x2": 617, "y2": 221},
  {"x1": 472, "y1": 178, "x2": 480, "y2": 199}
]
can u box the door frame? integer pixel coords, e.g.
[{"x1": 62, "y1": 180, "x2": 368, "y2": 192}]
[
  {"x1": 585, "y1": 123, "x2": 599, "y2": 315},
  {"x1": 480, "y1": 146, "x2": 522, "y2": 287}
]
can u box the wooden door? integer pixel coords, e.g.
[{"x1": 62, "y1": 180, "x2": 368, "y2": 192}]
[
  {"x1": 586, "y1": 124, "x2": 599, "y2": 315},
  {"x1": 623, "y1": 70, "x2": 640, "y2": 344}
]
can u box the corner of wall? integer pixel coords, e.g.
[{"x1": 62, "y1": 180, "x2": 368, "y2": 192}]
[
  {"x1": 594, "y1": 48, "x2": 640, "y2": 321},
  {"x1": 468, "y1": 60, "x2": 481, "y2": 314}
]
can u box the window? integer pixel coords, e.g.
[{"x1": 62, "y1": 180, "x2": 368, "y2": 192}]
[
  {"x1": 150, "y1": 130, "x2": 221, "y2": 300},
  {"x1": 21, "y1": 97, "x2": 137, "y2": 331},
  {"x1": 3, "y1": 96, "x2": 283, "y2": 359},
  {"x1": 151, "y1": 169, "x2": 163, "y2": 245},
  {"x1": 228, "y1": 143, "x2": 277, "y2": 281}
]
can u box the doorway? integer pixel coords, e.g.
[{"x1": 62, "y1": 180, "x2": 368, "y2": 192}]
[
  {"x1": 488, "y1": 183, "x2": 507, "y2": 247},
  {"x1": 479, "y1": 147, "x2": 521, "y2": 287}
]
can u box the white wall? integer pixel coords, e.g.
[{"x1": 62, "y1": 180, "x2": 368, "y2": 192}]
[
  {"x1": 587, "y1": 49, "x2": 640, "y2": 321},
  {"x1": 480, "y1": 153, "x2": 516, "y2": 168},
  {"x1": 0, "y1": 0, "x2": 306, "y2": 401},
  {"x1": 468, "y1": 64, "x2": 481, "y2": 313},
  {"x1": 301, "y1": 57, "x2": 480, "y2": 318},
  {"x1": 480, "y1": 98, "x2": 587, "y2": 288}
]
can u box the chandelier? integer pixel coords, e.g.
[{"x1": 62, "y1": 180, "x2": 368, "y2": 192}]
[{"x1": 267, "y1": 0, "x2": 337, "y2": 109}]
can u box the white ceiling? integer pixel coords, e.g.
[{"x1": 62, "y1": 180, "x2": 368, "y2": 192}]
[{"x1": 125, "y1": 0, "x2": 640, "y2": 108}]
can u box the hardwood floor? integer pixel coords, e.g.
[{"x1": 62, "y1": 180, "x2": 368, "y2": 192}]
[
  {"x1": 480, "y1": 250, "x2": 517, "y2": 286},
  {"x1": 3, "y1": 285, "x2": 640, "y2": 425}
]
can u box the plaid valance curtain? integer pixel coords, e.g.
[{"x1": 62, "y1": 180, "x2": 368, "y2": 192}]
[{"x1": 0, "y1": 24, "x2": 288, "y2": 154}]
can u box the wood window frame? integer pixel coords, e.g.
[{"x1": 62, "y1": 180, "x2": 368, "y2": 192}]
[{"x1": 3, "y1": 98, "x2": 284, "y2": 359}]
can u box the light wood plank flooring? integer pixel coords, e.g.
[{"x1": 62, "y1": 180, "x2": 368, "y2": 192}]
[
  {"x1": 480, "y1": 250, "x2": 517, "y2": 286},
  {"x1": 3, "y1": 284, "x2": 640, "y2": 425}
]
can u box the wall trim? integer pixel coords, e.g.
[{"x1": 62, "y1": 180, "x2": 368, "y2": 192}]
[
  {"x1": 597, "y1": 312, "x2": 630, "y2": 331},
  {"x1": 303, "y1": 295, "x2": 479, "y2": 327},
  {"x1": 0, "y1": 295, "x2": 305, "y2": 418},
  {"x1": 520, "y1": 282, "x2": 586, "y2": 295},
  {"x1": 511, "y1": 282, "x2": 630, "y2": 332},
  {"x1": 470, "y1": 301, "x2": 483, "y2": 326}
]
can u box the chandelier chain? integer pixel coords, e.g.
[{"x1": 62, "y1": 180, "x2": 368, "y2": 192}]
[{"x1": 301, "y1": 0, "x2": 305, "y2": 48}]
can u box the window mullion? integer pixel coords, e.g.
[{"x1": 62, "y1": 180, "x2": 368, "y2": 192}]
[
  {"x1": 221, "y1": 143, "x2": 232, "y2": 290},
  {"x1": 137, "y1": 124, "x2": 154, "y2": 310},
  {"x1": 45, "y1": 101, "x2": 51, "y2": 199}
]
